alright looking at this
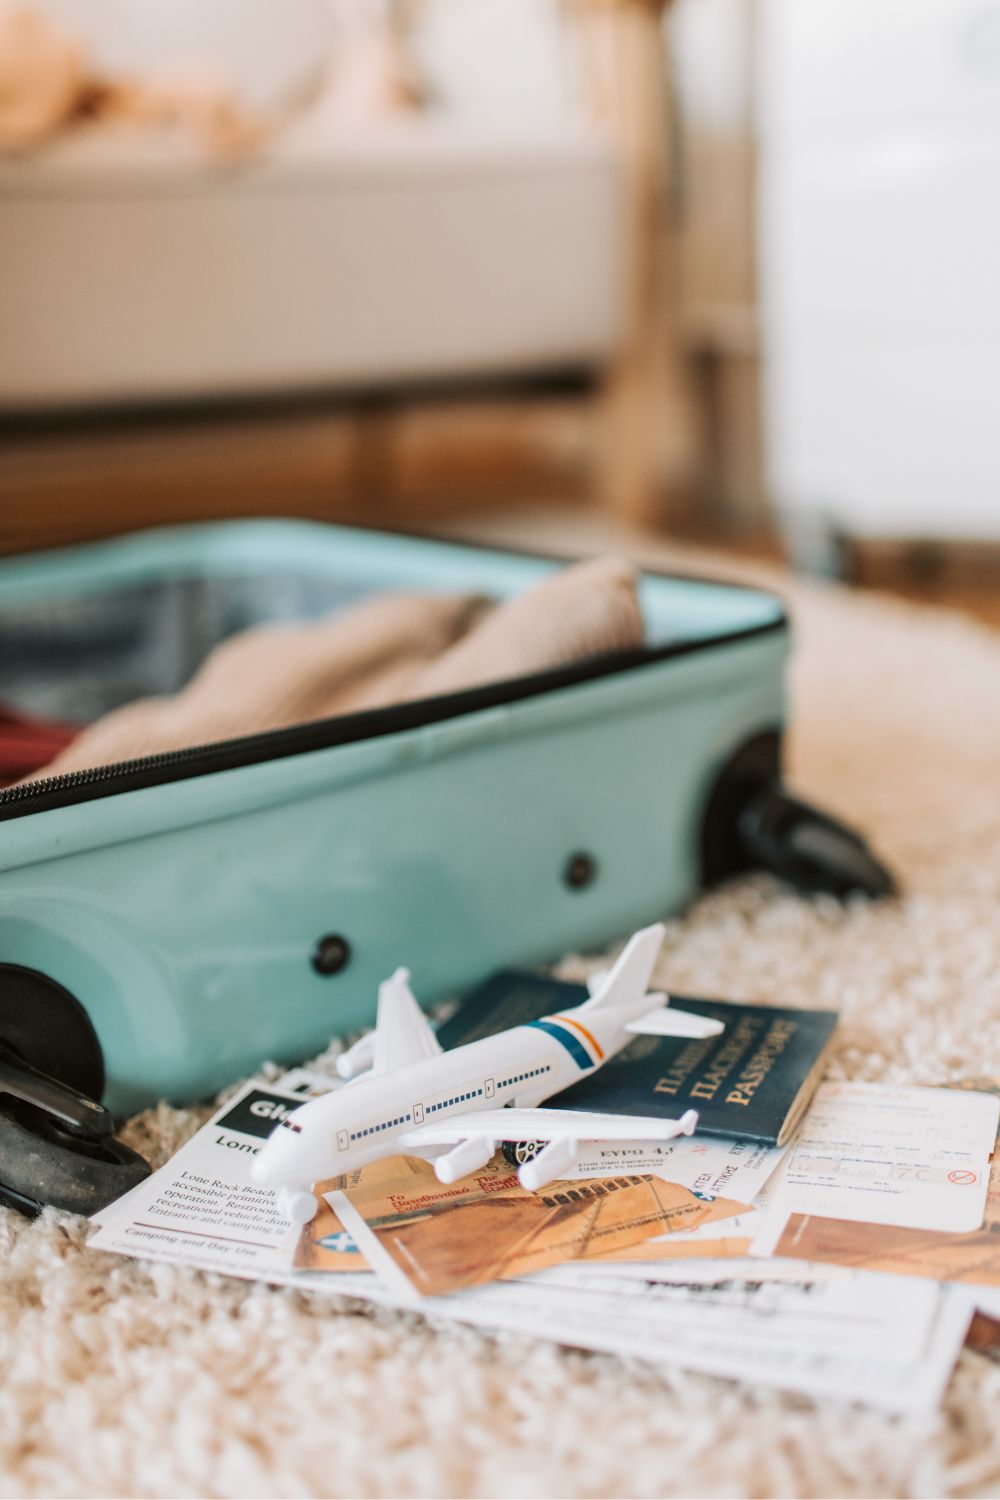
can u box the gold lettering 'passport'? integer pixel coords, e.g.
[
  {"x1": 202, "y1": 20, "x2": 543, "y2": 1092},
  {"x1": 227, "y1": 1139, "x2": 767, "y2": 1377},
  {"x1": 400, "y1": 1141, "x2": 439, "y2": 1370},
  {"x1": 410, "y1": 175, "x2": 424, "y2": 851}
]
[{"x1": 438, "y1": 973, "x2": 838, "y2": 1148}]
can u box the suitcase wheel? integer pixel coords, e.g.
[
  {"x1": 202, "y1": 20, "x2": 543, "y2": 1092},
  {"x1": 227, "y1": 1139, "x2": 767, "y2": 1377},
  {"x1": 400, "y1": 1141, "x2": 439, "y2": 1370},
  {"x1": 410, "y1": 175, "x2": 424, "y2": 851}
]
[{"x1": 0, "y1": 966, "x2": 150, "y2": 1217}]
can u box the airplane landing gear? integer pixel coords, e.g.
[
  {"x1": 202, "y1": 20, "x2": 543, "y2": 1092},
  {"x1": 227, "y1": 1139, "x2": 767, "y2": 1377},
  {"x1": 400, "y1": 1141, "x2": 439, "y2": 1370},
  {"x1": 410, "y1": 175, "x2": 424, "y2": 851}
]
[
  {"x1": 502, "y1": 1140, "x2": 542, "y2": 1168},
  {"x1": 278, "y1": 1186, "x2": 318, "y2": 1225}
]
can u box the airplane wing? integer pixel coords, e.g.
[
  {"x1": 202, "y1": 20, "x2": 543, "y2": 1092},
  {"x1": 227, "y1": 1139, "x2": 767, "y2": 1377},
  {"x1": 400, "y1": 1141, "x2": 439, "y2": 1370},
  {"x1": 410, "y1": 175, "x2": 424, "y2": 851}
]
[
  {"x1": 337, "y1": 968, "x2": 443, "y2": 1079},
  {"x1": 399, "y1": 1106, "x2": 698, "y2": 1189},
  {"x1": 399, "y1": 1106, "x2": 697, "y2": 1147}
]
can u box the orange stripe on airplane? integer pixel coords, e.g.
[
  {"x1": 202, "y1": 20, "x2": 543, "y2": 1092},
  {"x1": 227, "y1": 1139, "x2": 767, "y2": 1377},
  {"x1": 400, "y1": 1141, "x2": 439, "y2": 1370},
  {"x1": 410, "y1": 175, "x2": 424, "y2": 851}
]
[{"x1": 553, "y1": 1014, "x2": 605, "y2": 1061}]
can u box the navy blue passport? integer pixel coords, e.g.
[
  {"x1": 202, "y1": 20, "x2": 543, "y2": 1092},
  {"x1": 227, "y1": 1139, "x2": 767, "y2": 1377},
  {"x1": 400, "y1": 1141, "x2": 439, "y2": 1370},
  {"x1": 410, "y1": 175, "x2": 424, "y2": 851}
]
[{"x1": 438, "y1": 972, "x2": 838, "y2": 1147}]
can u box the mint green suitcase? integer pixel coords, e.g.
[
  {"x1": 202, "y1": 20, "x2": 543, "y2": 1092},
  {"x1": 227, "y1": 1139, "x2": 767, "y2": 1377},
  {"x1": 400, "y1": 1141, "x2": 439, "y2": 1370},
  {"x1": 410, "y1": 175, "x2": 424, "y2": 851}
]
[{"x1": 0, "y1": 520, "x2": 890, "y2": 1213}]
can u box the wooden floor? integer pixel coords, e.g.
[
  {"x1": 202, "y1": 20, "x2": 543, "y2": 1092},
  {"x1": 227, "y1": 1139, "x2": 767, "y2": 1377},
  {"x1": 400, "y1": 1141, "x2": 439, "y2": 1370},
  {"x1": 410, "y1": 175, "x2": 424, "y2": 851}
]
[{"x1": 841, "y1": 542, "x2": 1000, "y2": 629}]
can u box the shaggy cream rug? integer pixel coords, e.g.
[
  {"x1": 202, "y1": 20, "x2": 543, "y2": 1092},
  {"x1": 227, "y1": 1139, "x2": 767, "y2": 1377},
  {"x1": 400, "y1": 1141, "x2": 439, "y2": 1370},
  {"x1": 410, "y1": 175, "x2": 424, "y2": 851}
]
[{"x1": 2, "y1": 560, "x2": 1000, "y2": 1500}]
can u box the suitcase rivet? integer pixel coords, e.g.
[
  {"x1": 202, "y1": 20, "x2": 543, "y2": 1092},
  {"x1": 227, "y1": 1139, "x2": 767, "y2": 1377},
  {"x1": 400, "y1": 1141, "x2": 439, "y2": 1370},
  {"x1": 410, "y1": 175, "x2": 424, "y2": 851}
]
[
  {"x1": 564, "y1": 853, "x2": 597, "y2": 890},
  {"x1": 311, "y1": 935, "x2": 351, "y2": 976}
]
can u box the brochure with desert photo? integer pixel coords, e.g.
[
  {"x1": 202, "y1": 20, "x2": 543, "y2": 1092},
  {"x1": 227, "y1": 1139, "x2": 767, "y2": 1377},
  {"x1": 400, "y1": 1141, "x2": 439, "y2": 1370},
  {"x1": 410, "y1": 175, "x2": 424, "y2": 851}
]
[{"x1": 308, "y1": 1153, "x2": 748, "y2": 1297}]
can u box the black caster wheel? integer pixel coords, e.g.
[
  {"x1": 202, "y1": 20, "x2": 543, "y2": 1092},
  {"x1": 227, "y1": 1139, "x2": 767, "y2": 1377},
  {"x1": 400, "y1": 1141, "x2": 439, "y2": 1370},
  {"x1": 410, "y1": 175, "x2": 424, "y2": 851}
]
[
  {"x1": 0, "y1": 1104, "x2": 150, "y2": 1217},
  {"x1": 0, "y1": 965, "x2": 150, "y2": 1217}
]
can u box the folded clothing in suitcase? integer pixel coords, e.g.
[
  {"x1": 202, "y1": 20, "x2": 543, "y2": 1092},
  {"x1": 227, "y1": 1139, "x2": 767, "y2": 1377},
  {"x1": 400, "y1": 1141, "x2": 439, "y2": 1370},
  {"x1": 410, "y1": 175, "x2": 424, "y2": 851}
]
[
  {"x1": 10, "y1": 552, "x2": 645, "y2": 780},
  {"x1": 0, "y1": 520, "x2": 891, "y2": 1214}
]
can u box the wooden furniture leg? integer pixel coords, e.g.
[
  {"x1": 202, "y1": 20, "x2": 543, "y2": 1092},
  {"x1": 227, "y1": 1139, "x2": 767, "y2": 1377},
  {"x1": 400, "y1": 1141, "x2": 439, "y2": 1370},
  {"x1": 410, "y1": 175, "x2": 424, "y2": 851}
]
[{"x1": 575, "y1": 0, "x2": 695, "y2": 528}]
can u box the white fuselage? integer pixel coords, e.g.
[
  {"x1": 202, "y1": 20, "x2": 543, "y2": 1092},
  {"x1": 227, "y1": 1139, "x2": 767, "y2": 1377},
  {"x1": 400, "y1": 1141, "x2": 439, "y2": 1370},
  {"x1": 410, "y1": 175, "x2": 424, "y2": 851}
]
[{"x1": 255, "y1": 1002, "x2": 629, "y2": 1188}]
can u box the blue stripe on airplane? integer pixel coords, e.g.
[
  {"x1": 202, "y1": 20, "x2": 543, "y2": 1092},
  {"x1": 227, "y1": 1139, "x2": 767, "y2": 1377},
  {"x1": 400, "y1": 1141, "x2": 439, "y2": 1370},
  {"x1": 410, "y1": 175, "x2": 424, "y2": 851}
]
[{"x1": 525, "y1": 1018, "x2": 594, "y2": 1070}]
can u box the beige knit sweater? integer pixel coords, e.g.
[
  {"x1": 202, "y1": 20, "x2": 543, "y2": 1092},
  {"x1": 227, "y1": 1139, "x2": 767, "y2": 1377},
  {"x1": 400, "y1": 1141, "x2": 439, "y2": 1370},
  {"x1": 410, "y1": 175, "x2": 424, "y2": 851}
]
[{"x1": 30, "y1": 556, "x2": 644, "y2": 779}]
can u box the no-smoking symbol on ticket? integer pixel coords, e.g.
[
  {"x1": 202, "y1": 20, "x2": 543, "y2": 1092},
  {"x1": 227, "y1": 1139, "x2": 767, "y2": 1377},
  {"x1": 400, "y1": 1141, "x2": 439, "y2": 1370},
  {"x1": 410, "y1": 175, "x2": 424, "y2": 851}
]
[{"x1": 947, "y1": 1169, "x2": 978, "y2": 1185}]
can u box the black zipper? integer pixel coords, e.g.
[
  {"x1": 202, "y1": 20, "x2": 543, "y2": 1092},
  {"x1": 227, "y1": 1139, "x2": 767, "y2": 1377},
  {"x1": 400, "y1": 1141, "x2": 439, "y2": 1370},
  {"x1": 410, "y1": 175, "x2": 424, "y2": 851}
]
[{"x1": 0, "y1": 609, "x2": 788, "y2": 823}]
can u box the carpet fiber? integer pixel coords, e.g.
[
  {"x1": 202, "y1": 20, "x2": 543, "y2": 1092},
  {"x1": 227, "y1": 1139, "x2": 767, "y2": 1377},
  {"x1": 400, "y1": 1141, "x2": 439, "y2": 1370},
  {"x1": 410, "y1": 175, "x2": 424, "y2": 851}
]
[{"x1": 2, "y1": 569, "x2": 1000, "y2": 1499}]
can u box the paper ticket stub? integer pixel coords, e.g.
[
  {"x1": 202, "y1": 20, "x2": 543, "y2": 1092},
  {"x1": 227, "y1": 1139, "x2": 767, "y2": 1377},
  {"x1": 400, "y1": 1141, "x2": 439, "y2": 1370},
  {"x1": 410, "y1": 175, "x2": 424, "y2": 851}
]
[
  {"x1": 295, "y1": 1257, "x2": 966, "y2": 1415},
  {"x1": 753, "y1": 1078, "x2": 1000, "y2": 1282},
  {"x1": 560, "y1": 1135, "x2": 784, "y2": 1202},
  {"x1": 438, "y1": 1265, "x2": 970, "y2": 1417},
  {"x1": 553, "y1": 1256, "x2": 841, "y2": 1285},
  {"x1": 759, "y1": 1082, "x2": 999, "y2": 1234}
]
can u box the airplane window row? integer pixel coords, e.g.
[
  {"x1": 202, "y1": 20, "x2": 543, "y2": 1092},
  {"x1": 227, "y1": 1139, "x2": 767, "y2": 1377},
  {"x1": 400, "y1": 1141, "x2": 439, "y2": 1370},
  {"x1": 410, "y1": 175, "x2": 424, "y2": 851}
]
[
  {"x1": 350, "y1": 1112, "x2": 413, "y2": 1142},
  {"x1": 428, "y1": 1088, "x2": 484, "y2": 1114},
  {"x1": 343, "y1": 1063, "x2": 550, "y2": 1144},
  {"x1": 497, "y1": 1065, "x2": 550, "y2": 1089}
]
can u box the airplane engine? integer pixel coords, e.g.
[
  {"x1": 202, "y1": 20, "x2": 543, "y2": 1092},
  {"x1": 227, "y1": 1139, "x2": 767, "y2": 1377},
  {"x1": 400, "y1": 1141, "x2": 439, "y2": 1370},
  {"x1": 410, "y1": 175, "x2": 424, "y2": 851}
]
[
  {"x1": 517, "y1": 1137, "x2": 579, "y2": 1191},
  {"x1": 433, "y1": 1136, "x2": 496, "y2": 1184}
]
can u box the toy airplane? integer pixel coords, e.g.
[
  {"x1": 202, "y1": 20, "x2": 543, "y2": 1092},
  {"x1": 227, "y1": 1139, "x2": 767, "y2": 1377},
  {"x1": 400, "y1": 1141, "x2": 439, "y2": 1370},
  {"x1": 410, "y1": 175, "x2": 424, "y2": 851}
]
[{"x1": 253, "y1": 923, "x2": 724, "y2": 1223}]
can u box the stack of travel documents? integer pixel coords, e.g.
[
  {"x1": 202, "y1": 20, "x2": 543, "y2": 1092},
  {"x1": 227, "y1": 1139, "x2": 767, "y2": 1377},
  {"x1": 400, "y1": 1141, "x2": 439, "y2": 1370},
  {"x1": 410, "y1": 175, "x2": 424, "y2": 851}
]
[{"x1": 90, "y1": 981, "x2": 1000, "y2": 1418}]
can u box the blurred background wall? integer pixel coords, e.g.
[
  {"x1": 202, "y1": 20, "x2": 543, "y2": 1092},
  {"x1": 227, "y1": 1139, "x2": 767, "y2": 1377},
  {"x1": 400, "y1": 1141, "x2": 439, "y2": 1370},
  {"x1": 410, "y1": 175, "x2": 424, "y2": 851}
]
[{"x1": 2, "y1": 0, "x2": 998, "y2": 601}]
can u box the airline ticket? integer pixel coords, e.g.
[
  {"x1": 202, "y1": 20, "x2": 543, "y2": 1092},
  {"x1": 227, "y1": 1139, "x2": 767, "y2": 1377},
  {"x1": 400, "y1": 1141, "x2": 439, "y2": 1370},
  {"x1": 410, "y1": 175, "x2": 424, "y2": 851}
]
[{"x1": 754, "y1": 1081, "x2": 999, "y2": 1236}]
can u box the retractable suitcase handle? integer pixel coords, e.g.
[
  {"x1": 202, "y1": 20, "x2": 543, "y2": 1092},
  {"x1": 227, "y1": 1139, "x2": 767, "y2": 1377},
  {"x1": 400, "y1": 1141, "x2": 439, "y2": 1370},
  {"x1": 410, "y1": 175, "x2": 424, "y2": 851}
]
[
  {"x1": 701, "y1": 730, "x2": 896, "y2": 900},
  {"x1": 736, "y1": 786, "x2": 895, "y2": 900}
]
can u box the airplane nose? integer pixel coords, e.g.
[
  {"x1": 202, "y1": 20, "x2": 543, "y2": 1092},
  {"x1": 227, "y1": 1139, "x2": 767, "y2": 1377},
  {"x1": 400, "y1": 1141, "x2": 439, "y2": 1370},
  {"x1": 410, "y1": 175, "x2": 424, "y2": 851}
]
[
  {"x1": 251, "y1": 1123, "x2": 301, "y2": 1185},
  {"x1": 253, "y1": 1108, "x2": 338, "y2": 1190},
  {"x1": 251, "y1": 1146, "x2": 279, "y2": 1186}
]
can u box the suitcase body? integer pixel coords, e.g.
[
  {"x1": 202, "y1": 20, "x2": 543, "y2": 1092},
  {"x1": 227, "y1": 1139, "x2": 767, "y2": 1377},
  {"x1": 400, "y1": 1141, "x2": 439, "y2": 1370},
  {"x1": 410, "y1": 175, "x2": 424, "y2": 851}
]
[{"x1": 0, "y1": 521, "x2": 789, "y2": 1115}]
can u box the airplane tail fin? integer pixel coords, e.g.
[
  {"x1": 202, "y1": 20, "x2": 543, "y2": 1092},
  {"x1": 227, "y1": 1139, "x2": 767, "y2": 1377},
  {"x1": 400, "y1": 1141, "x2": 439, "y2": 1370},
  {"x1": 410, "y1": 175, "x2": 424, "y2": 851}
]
[{"x1": 579, "y1": 923, "x2": 666, "y2": 1016}]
